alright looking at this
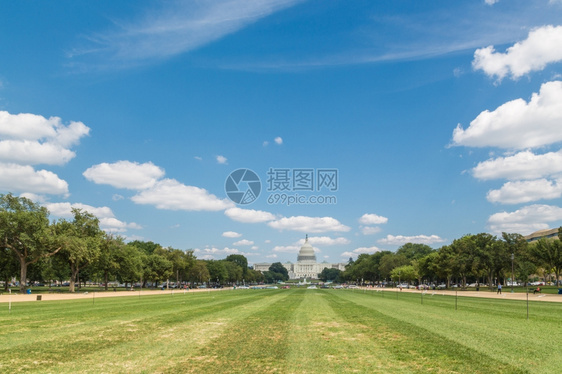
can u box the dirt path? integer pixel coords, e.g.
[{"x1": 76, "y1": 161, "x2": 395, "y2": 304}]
[
  {"x1": 0, "y1": 287, "x2": 227, "y2": 303},
  {"x1": 367, "y1": 287, "x2": 562, "y2": 303}
]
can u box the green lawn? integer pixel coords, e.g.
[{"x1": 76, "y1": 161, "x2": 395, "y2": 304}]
[{"x1": 1, "y1": 289, "x2": 561, "y2": 373}]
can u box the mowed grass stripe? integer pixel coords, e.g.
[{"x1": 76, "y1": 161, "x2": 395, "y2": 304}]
[
  {"x1": 283, "y1": 290, "x2": 408, "y2": 373},
  {"x1": 165, "y1": 289, "x2": 297, "y2": 373},
  {"x1": 0, "y1": 290, "x2": 285, "y2": 373},
  {"x1": 330, "y1": 290, "x2": 562, "y2": 373}
]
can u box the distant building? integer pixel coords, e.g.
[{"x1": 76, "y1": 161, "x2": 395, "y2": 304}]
[
  {"x1": 253, "y1": 236, "x2": 347, "y2": 279},
  {"x1": 524, "y1": 228, "x2": 560, "y2": 243}
]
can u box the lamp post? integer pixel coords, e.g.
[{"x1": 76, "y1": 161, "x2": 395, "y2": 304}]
[{"x1": 511, "y1": 253, "x2": 515, "y2": 293}]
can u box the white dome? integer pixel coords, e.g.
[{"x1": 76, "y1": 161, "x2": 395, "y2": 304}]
[{"x1": 297, "y1": 237, "x2": 317, "y2": 262}]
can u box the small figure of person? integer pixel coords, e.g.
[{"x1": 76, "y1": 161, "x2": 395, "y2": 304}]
[
  {"x1": 497, "y1": 283, "x2": 502, "y2": 294},
  {"x1": 533, "y1": 287, "x2": 541, "y2": 294},
  {"x1": 476, "y1": 282, "x2": 480, "y2": 292}
]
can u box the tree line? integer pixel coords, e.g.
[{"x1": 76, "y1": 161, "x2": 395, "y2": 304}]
[
  {"x1": 0, "y1": 194, "x2": 263, "y2": 293},
  {"x1": 342, "y1": 232, "x2": 562, "y2": 288}
]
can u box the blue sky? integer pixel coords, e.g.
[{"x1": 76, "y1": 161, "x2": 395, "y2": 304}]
[{"x1": 2, "y1": 0, "x2": 562, "y2": 265}]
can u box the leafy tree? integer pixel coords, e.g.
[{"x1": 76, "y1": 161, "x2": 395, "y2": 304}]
[
  {"x1": 268, "y1": 262, "x2": 289, "y2": 281},
  {"x1": 0, "y1": 194, "x2": 62, "y2": 293},
  {"x1": 222, "y1": 260, "x2": 243, "y2": 283},
  {"x1": 225, "y1": 254, "x2": 248, "y2": 277},
  {"x1": 0, "y1": 246, "x2": 18, "y2": 291},
  {"x1": 378, "y1": 253, "x2": 408, "y2": 280},
  {"x1": 95, "y1": 234, "x2": 124, "y2": 291},
  {"x1": 391, "y1": 265, "x2": 418, "y2": 284},
  {"x1": 144, "y1": 252, "x2": 173, "y2": 287},
  {"x1": 114, "y1": 244, "x2": 144, "y2": 287},
  {"x1": 396, "y1": 243, "x2": 434, "y2": 260},
  {"x1": 206, "y1": 260, "x2": 228, "y2": 283},
  {"x1": 319, "y1": 267, "x2": 342, "y2": 282},
  {"x1": 187, "y1": 260, "x2": 210, "y2": 284},
  {"x1": 56, "y1": 209, "x2": 103, "y2": 292}
]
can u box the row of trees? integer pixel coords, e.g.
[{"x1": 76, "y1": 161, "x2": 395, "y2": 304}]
[
  {"x1": 343, "y1": 232, "x2": 562, "y2": 288},
  {"x1": 0, "y1": 194, "x2": 262, "y2": 293}
]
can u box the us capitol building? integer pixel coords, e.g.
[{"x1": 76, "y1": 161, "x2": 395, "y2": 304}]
[{"x1": 253, "y1": 236, "x2": 347, "y2": 279}]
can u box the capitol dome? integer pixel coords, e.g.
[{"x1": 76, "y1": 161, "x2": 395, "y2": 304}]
[{"x1": 297, "y1": 235, "x2": 317, "y2": 263}]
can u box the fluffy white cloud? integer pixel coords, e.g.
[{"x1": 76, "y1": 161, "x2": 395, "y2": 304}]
[
  {"x1": 44, "y1": 202, "x2": 141, "y2": 233},
  {"x1": 0, "y1": 111, "x2": 89, "y2": 165},
  {"x1": 224, "y1": 207, "x2": 276, "y2": 223},
  {"x1": 216, "y1": 155, "x2": 228, "y2": 164},
  {"x1": 473, "y1": 25, "x2": 562, "y2": 81},
  {"x1": 452, "y1": 81, "x2": 562, "y2": 149},
  {"x1": 488, "y1": 204, "x2": 562, "y2": 234},
  {"x1": 83, "y1": 160, "x2": 165, "y2": 189},
  {"x1": 473, "y1": 150, "x2": 562, "y2": 180},
  {"x1": 268, "y1": 216, "x2": 351, "y2": 233},
  {"x1": 274, "y1": 136, "x2": 283, "y2": 145},
  {"x1": 358, "y1": 213, "x2": 388, "y2": 225},
  {"x1": 0, "y1": 163, "x2": 68, "y2": 196},
  {"x1": 485, "y1": 0, "x2": 499, "y2": 5},
  {"x1": 341, "y1": 247, "x2": 381, "y2": 258},
  {"x1": 296, "y1": 236, "x2": 350, "y2": 246},
  {"x1": 233, "y1": 239, "x2": 254, "y2": 246},
  {"x1": 45, "y1": 202, "x2": 114, "y2": 218},
  {"x1": 222, "y1": 231, "x2": 242, "y2": 238},
  {"x1": 194, "y1": 246, "x2": 255, "y2": 259},
  {"x1": 272, "y1": 244, "x2": 320, "y2": 253},
  {"x1": 378, "y1": 234, "x2": 445, "y2": 246},
  {"x1": 132, "y1": 178, "x2": 233, "y2": 211},
  {"x1": 360, "y1": 226, "x2": 382, "y2": 235},
  {"x1": 487, "y1": 179, "x2": 562, "y2": 204}
]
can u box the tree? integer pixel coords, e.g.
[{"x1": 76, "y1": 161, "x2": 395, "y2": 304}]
[
  {"x1": 319, "y1": 268, "x2": 342, "y2": 282},
  {"x1": 56, "y1": 209, "x2": 103, "y2": 292},
  {"x1": 0, "y1": 194, "x2": 62, "y2": 293},
  {"x1": 378, "y1": 253, "x2": 409, "y2": 280},
  {"x1": 396, "y1": 243, "x2": 434, "y2": 260},
  {"x1": 144, "y1": 253, "x2": 173, "y2": 287},
  {"x1": 225, "y1": 254, "x2": 248, "y2": 277},
  {"x1": 0, "y1": 246, "x2": 18, "y2": 291},
  {"x1": 95, "y1": 234, "x2": 124, "y2": 291},
  {"x1": 206, "y1": 260, "x2": 228, "y2": 283},
  {"x1": 114, "y1": 244, "x2": 144, "y2": 287},
  {"x1": 187, "y1": 260, "x2": 209, "y2": 284},
  {"x1": 391, "y1": 265, "x2": 418, "y2": 284},
  {"x1": 268, "y1": 262, "x2": 289, "y2": 282}
]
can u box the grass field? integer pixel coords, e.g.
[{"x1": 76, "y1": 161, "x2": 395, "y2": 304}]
[{"x1": 1, "y1": 289, "x2": 561, "y2": 373}]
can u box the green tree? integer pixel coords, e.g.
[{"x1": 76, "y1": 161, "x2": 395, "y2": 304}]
[
  {"x1": 144, "y1": 252, "x2": 173, "y2": 287},
  {"x1": 0, "y1": 246, "x2": 18, "y2": 291},
  {"x1": 391, "y1": 265, "x2": 418, "y2": 284},
  {"x1": 114, "y1": 244, "x2": 144, "y2": 287},
  {"x1": 396, "y1": 243, "x2": 434, "y2": 260},
  {"x1": 225, "y1": 254, "x2": 248, "y2": 277},
  {"x1": 319, "y1": 268, "x2": 342, "y2": 282},
  {"x1": 56, "y1": 209, "x2": 103, "y2": 292},
  {"x1": 0, "y1": 194, "x2": 62, "y2": 293},
  {"x1": 95, "y1": 234, "x2": 124, "y2": 291},
  {"x1": 187, "y1": 260, "x2": 210, "y2": 285},
  {"x1": 268, "y1": 262, "x2": 289, "y2": 282},
  {"x1": 206, "y1": 260, "x2": 228, "y2": 284}
]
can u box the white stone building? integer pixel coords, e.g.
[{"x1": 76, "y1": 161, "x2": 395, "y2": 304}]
[{"x1": 253, "y1": 236, "x2": 347, "y2": 279}]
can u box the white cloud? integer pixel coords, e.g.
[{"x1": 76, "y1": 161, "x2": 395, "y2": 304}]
[
  {"x1": 360, "y1": 226, "x2": 382, "y2": 235},
  {"x1": 274, "y1": 136, "x2": 283, "y2": 145},
  {"x1": 45, "y1": 202, "x2": 114, "y2": 218},
  {"x1": 132, "y1": 178, "x2": 233, "y2": 211},
  {"x1": 485, "y1": 0, "x2": 499, "y2": 5},
  {"x1": 194, "y1": 246, "x2": 255, "y2": 259},
  {"x1": 74, "y1": 0, "x2": 303, "y2": 66},
  {"x1": 224, "y1": 207, "x2": 276, "y2": 223},
  {"x1": 83, "y1": 160, "x2": 165, "y2": 189},
  {"x1": 472, "y1": 150, "x2": 562, "y2": 180},
  {"x1": 378, "y1": 234, "x2": 445, "y2": 246},
  {"x1": 488, "y1": 204, "x2": 562, "y2": 234},
  {"x1": 0, "y1": 163, "x2": 68, "y2": 196},
  {"x1": 268, "y1": 216, "x2": 351, "y2": 233},
  {"x1": 0, "y1": 111, "x2": 89, "y2": 165},
  {"x1": 266, "y1": 254, "x2": 278, "y2": 258},
  {"x1": 487, "y1": 179, "x2": 562, "y2": 204},
  {"x1": 216, "y1": 155, "x2": 228, "y2": 164},
  {"x1": 44, "y1": 202, "x2": 141, "y2": 233},
  {"x1": 251, "y1": 246, "x2": 258, "y2": 250},
  {"x1": 194, "y1": 156, "x2": 202, "y2": 161},
  {"x1": 222, "y1": 231, "x2": 242, "y2": 238},
  {"x1": 262, "y1": 141, "x2": 269, "y2": 147},
  {"x1": 343, "y1": 246, "x2": 381, "y2": 258},
  {"x1": 473, "y1": 25, "x2": 562, "y2": 81},
  {"x1": 358, "y1": 213, "x2": 388, "y2": 225},
  {"x1": 452, "y1": 81, "x2": 562, "y2": 149},
  {"x1": 233, "y1": 239, "x2": 254, "y2": 246},
  {"x1": 296, "y1": 236, "x2": 350, "y2": 246},
  {"x1": 272, "y1": 244, "x2": 320, "y2": 253}
]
